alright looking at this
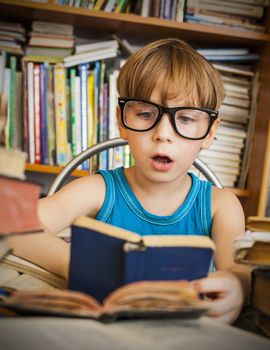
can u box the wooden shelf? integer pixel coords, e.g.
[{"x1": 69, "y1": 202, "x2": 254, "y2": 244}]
[
  {"x1": 25, "y1": 163, "x2": 88, "y2": 178},
  {"x1": 25, "y1": 163, "x2": 251, "y2": 198},
  {"x1": 0, "y1": 0, "x2": 270, "y2": 47},
  {"x1": 1, "y1": 0, "x2": 269, "y2": 213}
]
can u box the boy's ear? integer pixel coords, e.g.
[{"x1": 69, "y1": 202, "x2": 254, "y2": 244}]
[
  {"x1": 201, "y1": 118, "x2": 220, "y2": 150},
  {"x1": 116, "y1": 106, "x2": 128, "y2": 140}
]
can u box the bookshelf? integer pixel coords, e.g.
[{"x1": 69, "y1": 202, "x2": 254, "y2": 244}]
[{"x1": 0, "y1": 0, "x2": 269, "y2": 214}]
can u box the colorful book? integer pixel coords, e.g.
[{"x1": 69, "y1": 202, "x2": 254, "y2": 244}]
[
  {"x1": 8, "y1": 56, "x2": 16, "y2": 149},
  {"x1": 78, "y1": 63, "x2": 88, "y2": 169},
  {"x1": 26, "y1": 62, "x2": 35, "y2": 164},
  {"x1": 87, "y1": 71, "x2": 95, "y2": 148},
  {"x1": 69, "y1": 68, "x2": 77, "y2": 157},
  {"x1": 54, "y1": 64, "x2": 68, "y2": 166},
  {"x1": 74, "y1": 75, "x2": 82, "y2": 158},
  {"x1": 40, "y1": 63, "x2": 48, "y2": 164},
  {"x1": 33, "y1": 63, "x2": 41, "y2": 164},
  {"x1": 47, "y1": 64, "x2": 56, "y2": 165}
]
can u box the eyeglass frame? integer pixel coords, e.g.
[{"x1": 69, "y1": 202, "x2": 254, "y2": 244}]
[{"x1": 118, "y1": 97, "x2": 219, "y2": 141}]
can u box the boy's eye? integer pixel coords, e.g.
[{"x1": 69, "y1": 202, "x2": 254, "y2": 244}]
[
  {"x1": 136, "y1": 111, "x2": 155, "y2": 119},
  {"x1": 176, "y1": 114, "x2": 196, "y2": 124}
]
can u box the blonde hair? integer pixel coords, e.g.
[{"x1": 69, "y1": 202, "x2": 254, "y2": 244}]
[{"x1": 117, "y1": 38, "x2": 224, "y2": 109}]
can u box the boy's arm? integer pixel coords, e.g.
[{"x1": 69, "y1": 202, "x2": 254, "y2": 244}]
[
  {"x1": 211, "y1": 188, "x2": 251, "y2": 304},
  {"x1": 212, "y1": 189, "x2": 251, "y2": 303},
  {"x1": 38, "y1": 173, "x2": 106, "y2": 234},
  {"x1": 8, "y1": 226, "x2": 70, "y2": 279},
  {"x1": 193, "y1": 188, "x2": 250, "y2": 324}
]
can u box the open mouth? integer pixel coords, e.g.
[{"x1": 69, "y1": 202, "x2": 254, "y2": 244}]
[{"x1": 152, "y1": 155, "x2": 173, "y2": 164}]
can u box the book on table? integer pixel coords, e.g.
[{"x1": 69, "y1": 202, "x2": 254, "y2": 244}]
[{"x1": 0, "y1": 215, "x2": 215, "y2": 321}]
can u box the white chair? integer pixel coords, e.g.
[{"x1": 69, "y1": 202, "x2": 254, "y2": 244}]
[{"x1": 48, "y1": 138, "x2": 223, "y2": 196}]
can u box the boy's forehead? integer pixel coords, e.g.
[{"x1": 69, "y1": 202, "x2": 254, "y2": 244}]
[{"x1": 150, "y1": 83, "x2": 200, "y2": 107}]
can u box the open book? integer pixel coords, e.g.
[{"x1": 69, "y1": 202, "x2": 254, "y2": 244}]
[
  {"x1": 0, "y1": 280, "x2": 207, "y2": 321},
  {"x1": 69, "y1": 216, "x2": 215, "y2": 304}
]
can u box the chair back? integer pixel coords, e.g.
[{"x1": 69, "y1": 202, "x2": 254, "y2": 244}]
[{"x1": 48, "y1": 138, "x2": 223, "y2": 196}]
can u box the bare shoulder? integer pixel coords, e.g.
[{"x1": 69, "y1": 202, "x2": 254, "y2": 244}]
[
  {"x1": 38, "y1": 173, "x2": 106, "y2": 233},
  {"x1": 212, "y1": 187, "x2": 243, "y2": 216},
  {"x1": 211, "y1": 186, "x2": 245, "y2": 242}
]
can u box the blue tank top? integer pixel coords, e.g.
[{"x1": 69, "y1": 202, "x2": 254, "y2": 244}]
[{"x1": 96, "y1": 167, "x2": 212, "y2": 237}]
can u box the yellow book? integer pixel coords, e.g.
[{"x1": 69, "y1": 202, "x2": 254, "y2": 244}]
[
  {"x1": 87, "y1": 73, "x2": 95, "y2": 148},
  {"x1": 22, "y1": 56, "x2": 63, "y2": 64},
  {"x1": 54, "y1": 64, "x2": 68, "y2": 166}
]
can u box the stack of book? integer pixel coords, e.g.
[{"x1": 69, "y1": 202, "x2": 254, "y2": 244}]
[
  {"x1": 0, "y1": 96, "x2": 66, "y2": 291},
  {"x1": 234, "y1": 216, "x2": 270, "y2": 338},
  {"x1": 0, "y1": 92, "x2": 42, "y2": 260},
  {"x1": 64, "y1": 39, "x2": 118, "y2": 67},
  {"x1": 185, "y1": 0, "x2": 269, "y2": 33},
  {"x1": 26, "y1": 21, "x2": 75, "y2": 58},
  {"x1": 0, "y1": 21, "x2": 26, "y2": 55},
  {"x1": 198, "y1": 49, "x2": 259, "y2": 188}
]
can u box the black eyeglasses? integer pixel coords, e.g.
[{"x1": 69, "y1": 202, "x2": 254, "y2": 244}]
[{"x1": 118, "y1": 98, "x2": 219, "y2": 140}]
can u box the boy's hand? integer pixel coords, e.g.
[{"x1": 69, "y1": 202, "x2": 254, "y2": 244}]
[{"x1": 192, "y1": 270, "x2": 244, "y2": 324}]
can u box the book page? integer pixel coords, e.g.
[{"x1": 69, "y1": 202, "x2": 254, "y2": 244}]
[
  {"x1": 3, "y1": 274, "x2": 56, "y2": 291},
  {"x1": 142, "y1": 235, "x2": 215, "y2": 249},
  {"x1": 2, "y1": 254, "x2": 67, "y2": 289},
  {"x1": 0, "y1": 265, "x2": 20, "y2": 285},
  {"x1": 104, "y1": 281, "x2": 205, "y2": 312},
  {"x1": 73, "y1": 216, "x2": 141, "y2": 243}
]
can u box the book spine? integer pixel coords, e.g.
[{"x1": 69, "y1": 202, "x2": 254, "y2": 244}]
[
  {"x1": 3, "y1": 68, "x2": 10, "y2": 147},
  {"x1": 40, "y1": 63, "x2": 48, "y2": 165},
  {"x1": 14, "y1": 71, "x2": 23, "y2": 150},
  {"x1": 54, "y1": 64, "x2": 68, "y2": 166},
  {"x1": 79, "y1": 63, "x2": 88, "y2": 169},
  {"x1": 74, "y1": 76, "x2": 82, "y2": 159},
  {"x1": 151, "y1": 0, "x2": 161, "y2": 17},
  {"x1": 22, "y1": 60, "x2": 29, "y2": 157},
  {"x1": 8, "y1": 56, "x2": 16, "y2": 149},
  {"x1": 0, "y1": 51, "x2": 6, "y2": 95},
  {"x1": 69, "y1": 68, "x2": 77, "y2": 157},
  {"x1": 47, "y1": 64, "x2": 56, "y2": 165},
  {"x1": 33, "y1": 63, "x2": 41, "y2": 164},
  {"x1": 27, "y1": 62, "x2": 35, "y2": 164},
  {"x1": 87, "y1": 72, "x2": 95, "y2": 148}
]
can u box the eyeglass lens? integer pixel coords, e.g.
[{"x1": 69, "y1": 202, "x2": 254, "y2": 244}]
[{"x1": 123, "y1": 101, "x2": 211, "y2": 139}]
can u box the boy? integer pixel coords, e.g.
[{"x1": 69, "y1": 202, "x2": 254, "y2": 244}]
[{"x1": 9, "y1": 38, "x2": 249, "y2": 324}]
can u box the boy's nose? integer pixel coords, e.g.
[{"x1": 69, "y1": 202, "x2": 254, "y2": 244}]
[{"x1": 152, "y1": 113, "x2": 174, "y2": 143}]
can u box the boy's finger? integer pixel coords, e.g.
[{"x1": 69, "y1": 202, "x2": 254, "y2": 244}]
[{"x1": 191, "y1": 278, "x2": 228, "y2": 294}]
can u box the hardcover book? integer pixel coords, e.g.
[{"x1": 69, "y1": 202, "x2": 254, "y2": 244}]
[{"x1": 69, "y1": 216, "x2": 215, "y2": 302}]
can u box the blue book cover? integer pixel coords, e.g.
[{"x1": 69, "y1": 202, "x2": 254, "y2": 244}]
[{"x1": 69, "y1": 216, "x2": 215, "y2": 303}]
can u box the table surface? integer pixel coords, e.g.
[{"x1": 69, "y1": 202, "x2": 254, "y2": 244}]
[{"x1": 0, "y1": 316, "x2": 269, "y2": 350}]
